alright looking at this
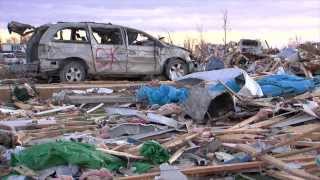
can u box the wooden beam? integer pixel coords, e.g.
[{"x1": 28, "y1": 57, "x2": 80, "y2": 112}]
[
  {"x1": 97, "y1": 148, "x2": 144, "y2": 160},
  {"x1": 228, "y1": 108, "x2": 272, "y2": 130},
  {"x1": 118, "y1": 155, "x2": 317, "y2": 180},
  {"x1": 259, "y1": 125, "x2": 320, "y2": 155},
  {"x1": 118, "y1": 161, "x2": 264, "y2": 180},
  {"x1": 237, "y1": 144, "x2": 320, "y2": 180}
]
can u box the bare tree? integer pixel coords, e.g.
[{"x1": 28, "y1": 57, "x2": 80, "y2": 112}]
[
  {"x1": 159, "y1": 28, "x2": 174, "y2": 45},
  {"x1": 222, "y1": 10, "x2": 230, "y2": 53},
  {"x1": 195, "y1": 24, "x2": 209, "y2": 62},
  {"x1": 295, "y1": 35, "x2": 301, "y2": 45},
  {"x1": 10, "y1": 36, "x2": 19, "y2": 44},
  {"x1": 196, "y1": 24, "x2": 205, "y2": 46},
  {"x1": 21, "y1": 35, "x2": 31, "y2": 44},
  {"x1": 183, "y1": 37, "x2": 196, "y2": 53},
  {"x1": 166, "y1": 31, "x2": 174, "y2": 45}
]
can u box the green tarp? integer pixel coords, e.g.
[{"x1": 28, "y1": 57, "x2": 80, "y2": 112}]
[
  {"x1": 139, "y1": 140, "x2": 170, "y2": 164},
  {"x1": 11, "y1": 141, "x2": 124, "y2": 171}
]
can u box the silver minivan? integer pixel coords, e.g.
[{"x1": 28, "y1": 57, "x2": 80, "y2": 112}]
[{"x1": 8, "y1": 21, "x2": 194, "y2": 82}]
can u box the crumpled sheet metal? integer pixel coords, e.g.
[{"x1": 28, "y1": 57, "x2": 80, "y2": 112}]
[
  {"x1": 107, "y1": 123, "x2": 161, "y2": 138},
  {"x1": 176, "y1": 68, "x2": 243, "y2": 83},
  {"x1": 104, "y1": 107, "x2": 179, "y2": 128},
  {"x1": 147, "y1": 113, "x2": 179, "y2": 128},
  {"x1": 181, "y1": 68, "x2": 263, "y2": 121}
]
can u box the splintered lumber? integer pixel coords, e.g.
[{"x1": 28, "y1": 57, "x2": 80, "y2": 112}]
[
  {"x1": 217, "y1": 134, "x2": 263, "y2": 141},
  {"x1": 23, "y1": 125, "x2": 97, "y2": 141},
  {"x1": 35, "y1": 105, "x2": 75, "y2": 116},
  {"x1": 213, "y1": 128, "x2": 268, "y2": 135},
  {"x1": 168, "y1": 146, "x2": 187, "y2": 164},
  {"x1": 237, "y1": 144, "x2": 320, "y2": 180},
  {"x1": 97, "y1": 148, "x2": 144, "y2": 160},
  {"x1": 259, "y1": 124, "x2": 320, "y2": 155},
  {"x1": 266, "y1": 170, "x2": 305, "y2": 180},
  {"x1": 86, "y1": 103, "x2": 104, "y2": 114},
  {"x1": 249, "y1": 116, "x2": 287, "y2": 128},
  {"x1": 228, "y1": 108, "x2": 272, "y2": 130},
  {"x1": 119, "y1": 155, "x2": 317, "y2": 180},
  {"x1": 274, "y1": 145, "x2": 320, "y2": 158},
  {"x1": 28, "y1": 125, "x2": 96, "y2": 133},
  {"x1": 281, "y1": 155, "x2": 316, "y2": 163},
  {"x1": 162, "y1": 132, "x2": 200, "y2": 149},
  {"x1": 111, "y1": 144, "x2": 129, "y2": 151},
  {"x1": 65, "y1": 95, "x2": 136, "y2": 104},
  {"x1": 249, "y1": 111, "x2": 297, "y2": 128},
  {"x1": 294, "y1": 90, "x2": 320, "y2": 100},
  {"x1": 302, "y1": 161, "x2": 318, "y2": 170},
  {"x1": 118, "y1": 162, "x2": 264, "y2": 180}
]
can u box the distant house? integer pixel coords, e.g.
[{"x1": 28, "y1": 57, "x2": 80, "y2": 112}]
[
  {"x1": 0, "y1": 43, "x2": 26, "y2": 64},
  {"x1": 0, "y1": 43, "x2": 26, "y2": 53}
]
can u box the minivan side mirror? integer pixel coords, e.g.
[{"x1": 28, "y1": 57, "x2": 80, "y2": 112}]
[
  {"x1": 154, "y1": 40, "x2": 164, "y2": 47},
  {"x1": 158, "y1": 37, "x2": 165, "y2": 41}
]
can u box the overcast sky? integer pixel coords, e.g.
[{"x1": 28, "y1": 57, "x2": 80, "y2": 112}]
[{"x1": 0, "y1": 0, "x2": 319, "y2": 47}]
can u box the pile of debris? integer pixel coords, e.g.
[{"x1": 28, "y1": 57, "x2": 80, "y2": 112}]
[
  {"x1": 225, "y1": 41, "x2": 320, "y2": 78},
  {"x1": 195, "y1": 40, "x2": 320, "y2": 80},
  {"x1": 1, "y1": 68, "x2": 320, "y2": 179}
]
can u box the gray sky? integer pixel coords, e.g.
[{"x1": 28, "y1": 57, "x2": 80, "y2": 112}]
[{"x1": 0, "y1": 0, "x2": 319, "y2": 46}]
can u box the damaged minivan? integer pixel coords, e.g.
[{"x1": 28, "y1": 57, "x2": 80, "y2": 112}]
[{"x1": 8, "y1": 21, "x2": 194, "y2": 82}]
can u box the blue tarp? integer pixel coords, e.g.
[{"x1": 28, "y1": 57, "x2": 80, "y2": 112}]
[
  {"x1": 209, "y1": 74, "x2": 317, "y2": 98},
  {"x1": 257, "y1": 75, "x2": 315, "y2": 97},
  {"x1": 136, "y1": 85, "x2": 189, "y2": 105},
  {"x1": 137, "y1": 74, "x2": 318, "y2": 105}
]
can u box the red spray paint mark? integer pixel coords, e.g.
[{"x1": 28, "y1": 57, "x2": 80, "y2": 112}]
[{"x1": 95, "y1": 47, "x2": 125, "y2": 71}]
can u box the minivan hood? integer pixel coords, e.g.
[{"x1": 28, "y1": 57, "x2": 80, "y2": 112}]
[
  {"x1": 7, "y1": 21, "x2": 35, "y2": 36},
  {"x1": 166, "y1": 43, "x2": 191, "y2": 53}
]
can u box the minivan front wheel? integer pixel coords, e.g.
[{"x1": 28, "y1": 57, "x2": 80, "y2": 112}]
[
  {"x1": 59, "y1": 61, "x2": 86, "y2": 82},
  {"x1": 165, "y1": 59, "x2": 188, "y2": 80}
]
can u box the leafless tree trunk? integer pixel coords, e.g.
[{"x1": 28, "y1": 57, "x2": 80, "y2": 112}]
[
  {"x1": 196, "y1": 25, "x2": 208, "y2": 62},
  {"x1": 222, "y1": 10, "x2": 230, "y2": 54},
  {"x1": 167, "y1": 31, "x2": 173, "y2": 45},
  {"x1": 183, "y1": 37, "x2": 196, "y2": 53},
  {"x1": 196, "y1": 24, "x2": 205, "y2": 48}
]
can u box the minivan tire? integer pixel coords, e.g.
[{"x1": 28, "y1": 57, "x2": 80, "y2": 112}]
[
  {"x1": 59, "y1": 61, "x2": 86, "y2": 82},
  {"x1": 165, "y1": 59, "x2": 188, "y2": 80}
]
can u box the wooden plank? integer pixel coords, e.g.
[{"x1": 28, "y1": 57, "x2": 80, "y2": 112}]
[
  {"x1": 118, "y1": 161, "x2": 264, "y2": 180},
  {"x1": 97, "y1": 148, "x2": 144, "y2": 160},
  {"x1": 259, "y1": 124, "x2": 320, "y2": 154},
  {"x1": 237, "y1": 144, "x2": 320, "y2": 180},
  {"x1": 266, "y1": 170, "x2": 305, "y2": 180},
  {"x1": 162, "y1": 132, "x2": 200, "y2": 149},
  {"x1": 168, "y1": 146, "x2": 186, "y2": 164},
  {"x1": 0, "y1": 81, "x2": 170, "y2": 102},
  {"x1": 274, "y1": 145, "x2": 320, "y2": 158},
  {"x1": 228, "y1": 108, "x2": 272, "y2": 130},
  {"x1": 118, "y1": 154, "x2": 317, "y2": 180}
]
